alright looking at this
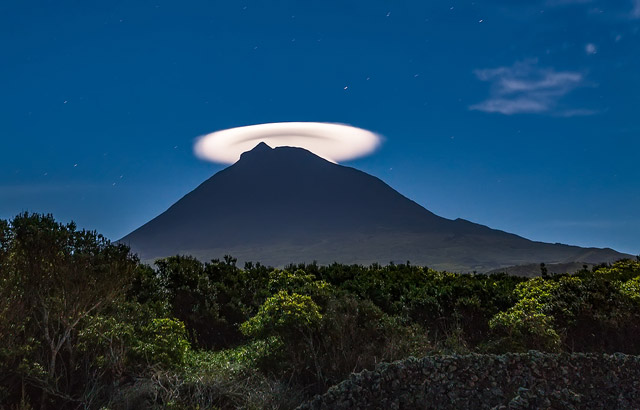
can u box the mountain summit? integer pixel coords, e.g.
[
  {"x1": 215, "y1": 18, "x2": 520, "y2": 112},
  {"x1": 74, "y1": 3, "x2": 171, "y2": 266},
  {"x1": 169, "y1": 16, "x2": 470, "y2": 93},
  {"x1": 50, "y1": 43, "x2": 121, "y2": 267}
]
[{"x1": 121, "y1": 143, "x2": 628, "y2": 272}]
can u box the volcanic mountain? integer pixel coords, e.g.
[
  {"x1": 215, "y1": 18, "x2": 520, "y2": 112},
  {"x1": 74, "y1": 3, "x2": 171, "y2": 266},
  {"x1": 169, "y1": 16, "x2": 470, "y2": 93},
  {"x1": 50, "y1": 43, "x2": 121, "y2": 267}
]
[{"x1": 121, "y1": 143, "x2": 629, "y2": 273}]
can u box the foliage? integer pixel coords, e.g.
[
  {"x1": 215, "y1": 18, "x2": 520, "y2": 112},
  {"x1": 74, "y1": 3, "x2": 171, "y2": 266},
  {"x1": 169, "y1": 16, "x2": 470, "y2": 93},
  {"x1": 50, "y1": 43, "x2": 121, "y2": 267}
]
[
  {"x1": 488, "y1": 296, "x2": 562, "y2": 352},
  {"x1": 488, "y1": 260, "x2": 640, "y2": 353},
  {"x1": 107, "y1": 346, "x2": 303, "y2": 410},
  {"x1": 131, "y1": 318, "x2": 191, "y2": 369},
  {"x1": 0, "y1": 213, "x2": 190, "y2": 409},
  {"x1": 310, "y1": 295, "x2": 431, "y2": 388},
  {"x1": 2, "y1": 212, "x2": 639, "y2": 409},
  {"x1": 240, "y1": 290, "x2": 322, "y2": 340},
  {"x1": 267, "y1": 269, "x2": 332, "y2": 304},
  {"x1": 240, "y1": 290, "x2": 431, "y2": 392},
  {"x1": 620, "y1": 276, "x2": 640, "y2": 303},
  {"x1": 0, "y1": 213, "x2": 141, "y2": 408},
  {"x1": 154, "y1": 255, "x2": 226, "y2": 349}
]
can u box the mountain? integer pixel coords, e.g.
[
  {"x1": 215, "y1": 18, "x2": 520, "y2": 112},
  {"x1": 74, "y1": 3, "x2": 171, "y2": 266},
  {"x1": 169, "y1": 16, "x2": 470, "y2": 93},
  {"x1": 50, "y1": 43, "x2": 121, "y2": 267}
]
[{"x1": 120, "y1": 143, "x2": 630, "y2": 273}]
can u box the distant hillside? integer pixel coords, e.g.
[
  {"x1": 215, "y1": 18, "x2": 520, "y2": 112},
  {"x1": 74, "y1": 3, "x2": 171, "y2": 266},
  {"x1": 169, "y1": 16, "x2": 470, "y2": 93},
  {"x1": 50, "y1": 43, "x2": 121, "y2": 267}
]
[{"x1": 121, "y1": 143, "x2": 630, "y2": 272}]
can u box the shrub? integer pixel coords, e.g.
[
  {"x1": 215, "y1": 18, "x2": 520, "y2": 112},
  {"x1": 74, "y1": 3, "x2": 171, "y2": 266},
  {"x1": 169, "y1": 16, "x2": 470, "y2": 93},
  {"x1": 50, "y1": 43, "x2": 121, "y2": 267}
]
[
  {"x1": 312, "y1": 295, "x2": 431, "y2": 388},
  {"x1": 107, "y1": 345, "x2": 303, "y2": 410},
  {"x1": 240, "y1": 291, "x2": 322, "y2": 340},
  {"x1": 131, "y1": 318, "x2": 191, "y2": 370},
  {"x1": 489, "y1": 260, "x2": 640, "y2": 353}
]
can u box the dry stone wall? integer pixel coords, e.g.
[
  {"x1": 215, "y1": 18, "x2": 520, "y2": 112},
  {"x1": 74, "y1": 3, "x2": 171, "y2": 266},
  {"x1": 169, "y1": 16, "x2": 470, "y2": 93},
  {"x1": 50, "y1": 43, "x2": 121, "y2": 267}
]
[{"x1": 298, "y1": 352, "x2": 640, "y2": 410}]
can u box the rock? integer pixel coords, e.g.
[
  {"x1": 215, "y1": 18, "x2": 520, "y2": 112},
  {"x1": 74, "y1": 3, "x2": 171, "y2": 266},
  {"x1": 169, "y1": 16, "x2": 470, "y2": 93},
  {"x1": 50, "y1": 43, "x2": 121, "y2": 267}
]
[{"x1": 296, "y1": 353, "x2": 640, "y2": 410}]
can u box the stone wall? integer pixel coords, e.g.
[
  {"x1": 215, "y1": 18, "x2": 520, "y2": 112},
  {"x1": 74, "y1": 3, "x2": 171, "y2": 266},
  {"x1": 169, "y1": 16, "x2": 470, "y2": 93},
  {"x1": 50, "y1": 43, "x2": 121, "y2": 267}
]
[{"x1": 298, "y1": 352, "x2": 640, "y2": 409}]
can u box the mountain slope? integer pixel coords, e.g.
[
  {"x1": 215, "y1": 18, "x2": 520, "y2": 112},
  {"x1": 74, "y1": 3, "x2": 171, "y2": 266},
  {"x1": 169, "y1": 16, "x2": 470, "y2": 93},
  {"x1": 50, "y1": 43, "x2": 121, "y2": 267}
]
[{"x1": 121, "y1": 143, "x2": 630, "y2": 272}]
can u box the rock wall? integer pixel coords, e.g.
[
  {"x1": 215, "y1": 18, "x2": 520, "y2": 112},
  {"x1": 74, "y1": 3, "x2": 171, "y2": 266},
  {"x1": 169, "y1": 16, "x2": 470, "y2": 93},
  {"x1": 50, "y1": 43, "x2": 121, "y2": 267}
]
[{"x1": 298, "y1": 352, "x2": 640, "y2": 410}]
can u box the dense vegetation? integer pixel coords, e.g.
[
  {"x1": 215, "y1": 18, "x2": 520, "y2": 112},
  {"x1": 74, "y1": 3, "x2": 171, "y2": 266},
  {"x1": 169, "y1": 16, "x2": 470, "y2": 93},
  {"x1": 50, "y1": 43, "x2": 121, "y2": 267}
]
[{"x1": 1, "y1": 213, "x2": 639, "y2": 409}]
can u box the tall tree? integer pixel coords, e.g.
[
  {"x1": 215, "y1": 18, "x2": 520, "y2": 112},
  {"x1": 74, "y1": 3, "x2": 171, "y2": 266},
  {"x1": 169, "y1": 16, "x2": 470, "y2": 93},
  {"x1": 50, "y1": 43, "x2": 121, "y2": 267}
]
[{"x1": 0, "y1": 213, "x2": 138, "y2": 408}]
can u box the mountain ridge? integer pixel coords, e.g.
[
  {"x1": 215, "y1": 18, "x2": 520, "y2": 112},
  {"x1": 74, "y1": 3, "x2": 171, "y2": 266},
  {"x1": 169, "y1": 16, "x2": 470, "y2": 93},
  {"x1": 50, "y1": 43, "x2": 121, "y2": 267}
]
[{"x1": 120, "y1": 143, "x2": 630, "y2": 273}]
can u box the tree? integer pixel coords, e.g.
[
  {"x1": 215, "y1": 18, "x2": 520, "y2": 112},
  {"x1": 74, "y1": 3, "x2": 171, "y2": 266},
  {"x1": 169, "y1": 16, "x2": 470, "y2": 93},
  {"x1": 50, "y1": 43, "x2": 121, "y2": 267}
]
[
  {"x1": 540, "y1": 262, "x2": 548, "y2": 277},
  {"x1": 155, "y1": 255, "x2": 226, "y2": 349},
  {"x1": 0, "y1": 213, "x2": 188, "y2": 409}
]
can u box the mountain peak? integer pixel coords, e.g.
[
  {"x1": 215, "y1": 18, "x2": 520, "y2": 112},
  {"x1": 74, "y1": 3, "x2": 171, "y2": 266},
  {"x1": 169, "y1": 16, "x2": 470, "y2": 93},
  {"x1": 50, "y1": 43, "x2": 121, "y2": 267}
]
[
  {"x1": 237, "y1": 143, "x2": 329, "y2": 166},
  {"x1": 252, "y1": 141, "x2": 272, "y2": 152},
  {"x1": 238, "y1": 141, "x2": 273, "y2": 162}
]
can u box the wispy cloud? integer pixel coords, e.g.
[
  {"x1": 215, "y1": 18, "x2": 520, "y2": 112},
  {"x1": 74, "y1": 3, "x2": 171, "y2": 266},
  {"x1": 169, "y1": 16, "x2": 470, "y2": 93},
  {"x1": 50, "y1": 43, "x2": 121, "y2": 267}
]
[
  {"x1": 546, "y1": 219, "x2": 640, "y2": 229},
  {"x1": 632, "y1": 0, "x2": 640, "y2": 18},
  {"x1": 556, "y1": 108, "x2": 599, "y2": 117},
  {"x1": 0, "y1": 183, "x2": 98, "y2": 198},
  {"x1": 470, "y1": 59, "x2": 592, "y2": 116},
  {"x1": 551, "y1": 0, "x2": 640, "y2": 19},
  {"x1": 545, "y1": 0, "x2": 594, "y2": 6}
]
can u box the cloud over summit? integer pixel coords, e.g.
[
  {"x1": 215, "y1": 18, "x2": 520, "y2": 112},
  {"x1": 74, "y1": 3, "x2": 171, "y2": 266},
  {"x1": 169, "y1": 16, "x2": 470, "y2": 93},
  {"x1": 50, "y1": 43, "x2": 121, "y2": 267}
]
[{"x1": 194, "y1": 122, "x2": 381, "y2": 164}]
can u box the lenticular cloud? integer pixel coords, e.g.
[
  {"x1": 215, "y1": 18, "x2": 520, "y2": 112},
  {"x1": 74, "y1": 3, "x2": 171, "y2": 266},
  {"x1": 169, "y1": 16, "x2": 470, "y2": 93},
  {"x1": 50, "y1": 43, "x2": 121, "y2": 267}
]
[{"x1": 194, "y1": 122, "x2": 381, "y2": 164}]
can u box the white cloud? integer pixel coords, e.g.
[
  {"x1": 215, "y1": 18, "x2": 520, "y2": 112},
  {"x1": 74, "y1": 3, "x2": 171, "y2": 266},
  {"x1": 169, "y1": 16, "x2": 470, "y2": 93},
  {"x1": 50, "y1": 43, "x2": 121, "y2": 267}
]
[
  {"x1": 585, "y1": 43, "x2": 597, "y2": 54},
  {"x1": 194, "y1": 122, "x2": 382, "y2": 164},
  {"x1": 470, "y1": 59, "x2": 590, "y2": 115}
]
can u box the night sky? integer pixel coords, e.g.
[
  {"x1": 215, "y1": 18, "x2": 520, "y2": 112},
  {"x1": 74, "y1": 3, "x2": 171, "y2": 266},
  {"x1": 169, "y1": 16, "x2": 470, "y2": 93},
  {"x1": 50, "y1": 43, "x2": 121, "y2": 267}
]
[{"x1": 2, "y1": 0, "x2": 639, "y2": 255}]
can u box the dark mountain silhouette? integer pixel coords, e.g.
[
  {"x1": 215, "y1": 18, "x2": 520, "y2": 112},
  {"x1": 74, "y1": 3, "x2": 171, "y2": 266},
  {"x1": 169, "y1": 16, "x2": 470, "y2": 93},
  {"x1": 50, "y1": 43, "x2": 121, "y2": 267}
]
[{"x1": 121, "y1": 143, "x2": 630, "y2": 273}]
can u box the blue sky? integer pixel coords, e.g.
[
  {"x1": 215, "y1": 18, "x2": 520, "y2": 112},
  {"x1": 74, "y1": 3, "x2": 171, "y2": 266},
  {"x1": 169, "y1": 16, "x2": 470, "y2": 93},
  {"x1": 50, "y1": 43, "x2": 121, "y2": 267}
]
[{"x1": 1, "y1": 0, "x2": 639, "y2": 255}]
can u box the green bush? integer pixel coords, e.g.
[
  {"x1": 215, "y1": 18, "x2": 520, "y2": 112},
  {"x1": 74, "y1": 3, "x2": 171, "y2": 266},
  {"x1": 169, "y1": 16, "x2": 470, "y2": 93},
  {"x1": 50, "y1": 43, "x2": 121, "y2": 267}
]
[
  {"x1": 488, "y1": 260, "x2": 640, "y2": 353},
  {"x1": 240, "y1": 291, "x2": 322, "y2": 340},
  {"x1": 620, "y1": 276, "x2": 640, "y2": 303},
  {"x1": 131, "y1": 318, "x2": 191, "y2": 369},
  {"x1": 312, "y1": 295, "x2": 431, "y2": 388},
  {"x1": 488, "y1": 298, "x2": 561, "y2": 352}
]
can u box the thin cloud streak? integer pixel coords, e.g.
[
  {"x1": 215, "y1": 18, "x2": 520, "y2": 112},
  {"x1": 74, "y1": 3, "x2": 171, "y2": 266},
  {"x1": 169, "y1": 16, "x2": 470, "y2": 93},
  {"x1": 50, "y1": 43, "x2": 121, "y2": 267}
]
[
  {"x1": 470, "y1": 59, "x2": 592, "y2": 115},
  {"x1": 546, "y1": 219, "x2": 640, "y2": 229},
  {"x1": 0, "y1": 183, "x2": 99, "y2": 198},
  {"x1": 555, "y1": 108, "x2": 599, "y2": 117},
  {"x1": 545, "y1": 0, "x2": 594, "y2": 6}
]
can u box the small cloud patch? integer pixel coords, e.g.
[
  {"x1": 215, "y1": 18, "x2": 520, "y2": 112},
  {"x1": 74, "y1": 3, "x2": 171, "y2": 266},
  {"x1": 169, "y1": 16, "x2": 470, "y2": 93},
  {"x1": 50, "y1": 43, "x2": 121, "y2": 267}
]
[
  {"x1": 470, "y1": 59, "x2": 593, "y2": 116},
  {"x1": 632, "y1": 0, "x2": 640, "y2": 18}
]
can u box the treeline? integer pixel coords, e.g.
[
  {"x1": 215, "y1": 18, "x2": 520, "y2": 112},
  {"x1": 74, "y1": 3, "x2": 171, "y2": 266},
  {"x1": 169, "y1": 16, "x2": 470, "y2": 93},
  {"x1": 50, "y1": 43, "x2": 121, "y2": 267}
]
[{"x1": 1, "y1": 213, "x2": 639, "y2": 409}]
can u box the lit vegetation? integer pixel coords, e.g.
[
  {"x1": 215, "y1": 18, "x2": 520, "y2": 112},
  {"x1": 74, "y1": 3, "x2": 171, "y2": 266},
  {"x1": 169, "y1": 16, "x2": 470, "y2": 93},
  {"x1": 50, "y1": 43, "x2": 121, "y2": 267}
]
[{"x1": 1, "y1": 213, "x2": 638, "y2": 409}]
